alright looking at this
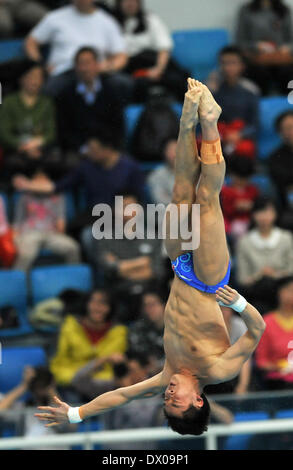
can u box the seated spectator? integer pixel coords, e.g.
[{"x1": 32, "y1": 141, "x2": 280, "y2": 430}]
[
  {"x1": 13, "y1": 130, "x2": 145, "y2": 243},
  {"x1": 57, "y1": 47, "x2": 124, "y2": 154},
  {"x1": 221, "y1": 156, "x2": 259, "y2": 242},
  {"x1": 206, "y1": 306, "x2": 251, "y2": 395},
  {"x1": 0, "y1": 366, "x2": 35, "y2": 411},
  {"x1": 0, "y1": 366, "x2": 72, "y2": 449},
  {"x1": 269, "y1": 111, "x2": 293, "y2": 230},
  {"x1": 112, "y1": 0, "x2": 188, "y2": 102},
  {"x1": 236, "y1": 197, "x2": 293, "y2": 312},
  {"x1": 236, "y1": 0, "x2": 293, "y2": 95},
  {"x1": 24, "y1": 366, "x2": 73, "y2": 447},
  {"x1": 255, "y1": 276, "x2": 293, "y2": 390},
  {"x1": 13, "y1": 169, "x2": 81, "y2": 272},
  {"x1": 72, "y1": 352, "x2": 151, "y2": 400},
  {"x1": 50, "y1": 289, "x2": 128, "y2": 391},
  {"x1": 0, "y1": 0, "x2": 47, "y2": 38},
  {"x1": 128, "y1": 290, "x2": 165, "y2": 373},
  {"x1": 210, "y1": 46, "x2": 259, "y2": 159},
  {"x1": 103, "y1": 367, "x2": 164, "y2": 450},
  {"x1": 0, "y1": 61, "x2": 58, "y2": 181},
  {"x1": 95, "y1": 193, "x2": 165, "y2": 321},
  {"x1": 207, "y1": 45, "x2": 260, "y2": 96},
  {"x1": 147, "y1": 138, "x2": 176, "y2": 206},
  {"x1": 25, "y1": 0, "x2": 128, "y2": 97}
]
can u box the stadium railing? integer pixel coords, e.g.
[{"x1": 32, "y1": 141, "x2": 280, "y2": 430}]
[{"x1": 0, "y1": 417, "x2": 293, "y2": 450}]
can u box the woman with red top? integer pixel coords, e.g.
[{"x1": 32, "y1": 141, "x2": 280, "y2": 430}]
[{"x1": 255, "y1": 276, "x2": 293, "y2": 390}]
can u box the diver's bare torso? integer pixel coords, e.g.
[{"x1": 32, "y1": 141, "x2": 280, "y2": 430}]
[{"x1": 163, "y1": 276, "x2": 231, "y2": 382}]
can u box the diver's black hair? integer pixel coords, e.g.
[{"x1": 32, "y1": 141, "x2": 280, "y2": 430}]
[{"x1": 164, "y1": 393, "x2": 210, "y2": 436}]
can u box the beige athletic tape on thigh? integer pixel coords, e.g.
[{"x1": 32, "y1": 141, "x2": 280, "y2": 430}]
[{"x1": 199, "y1": 139, "x2": 224, "y2": 164}]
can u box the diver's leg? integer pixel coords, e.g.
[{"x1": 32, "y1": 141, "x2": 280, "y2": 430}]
[
  {"x1": 164, "y1": 79, "x2": 202, "y2": 261},
  {"x1": 192, "y1": 83, "x2": 230, "y2": 285}
]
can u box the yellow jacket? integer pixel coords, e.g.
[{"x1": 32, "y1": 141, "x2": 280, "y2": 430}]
[{"x1": 50, "y1": 315, "x2": 128, "y2": 386}]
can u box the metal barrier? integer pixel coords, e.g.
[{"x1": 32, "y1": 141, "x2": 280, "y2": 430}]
[{"x1": 1, "y1": 418, "x2": 293, "y2": 450}]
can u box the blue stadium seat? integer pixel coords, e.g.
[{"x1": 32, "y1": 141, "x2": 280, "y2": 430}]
[
  {"x1": 258, "y1": 97, "x2": 292, "y2": 159},
  {"x1": 0, "y1": 346, "x2": 46, "y2": 394},
  {"x1": 251, "y1": 174, "x2": 276, "y2": 197},
  {"x1": 275, "y1": 409, "x2": 293, "y2": 419},
  {"x1": 223, "y1": 411, "x2": 269, "y2": 450},
  {"x1": 0, "y1": 269, "x2": 27, "y2": 312},
  {"x1": 124, "y1": 104, "x2": 144, "y2": 141},
  {"x1": 0, "y1": 270, "x2": 33, "y2": 337},
  {"x1": 30, "y1": 264, "x2": 93, "y2": 304},
  {"x1": 0, "y1": 193, "x2": 10, "y2": 220},
  {"x1": 172, "y1": 29, "x2": 230, "y2": 81},
  {"x1": 0, "y1": 39, "x2": 24, "y2": 63}
]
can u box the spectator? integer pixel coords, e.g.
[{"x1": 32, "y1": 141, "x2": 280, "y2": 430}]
[
  {"x1": 148, "y1": 138, "x2": 176, "y2": 206},
  {"x1": 236, "y1": 197, "x2": 293, "y2": 312},
  {"x1": 269, "y1": 110, "x2": 293, "y2": 230},
  {"x1": 13, "y1": 169, "x2": 81, "y2": 271},
  {"x1": 0, "y1": 61, "x2": 58, "y2": 180},
  {"x1": 56, "y1": 47, "x2": 124, "y2": 153},
  {"x1": 255, "y1": 276, "x2": 293, "y2": 390},
  {"x1": 72, "y1": 353, "x2": 151, "y2": 400},
  {"x1": 210, "y1": 46, "x2": 259, "y2": 159},
  {"x1": 25, "y1": 0, "x2": 128, "y2": 96},
  {"x1": 207, "y1": 45, "x2": 260, "y2": 95},
  {"x1": 0, "y1": 366, "x2": 72, "y2": 449},
  {"x1": 103, "y1": 367, "x2": 163, "y2": 450},
  {"x1": 95, "y1": 194, "x2": 165, "y2": 321},
  {"x1": 0, "y1": 366, "x2": 35, "y2": 411},
  {"x1": 128, "y1": 290, "x2": 165, "y2": 372},
  {"x1": 221, "y1": 156, "x2": 259, "y2": 242},
  {"x1": 236, "y1": 0, "x2": 293, "y2": 95},
  {"x1": 50, "y1": 289, "x2": 128, "y2": 390},
  {"x1": 13, "y1": 130, "x2": 145, "y2": 243},
  {"x1": 0, "y1": 0, "x2": 47, "y2": 38},
  {"x1": 112, "y1": 0, "x2": 188, "y2": 102}
]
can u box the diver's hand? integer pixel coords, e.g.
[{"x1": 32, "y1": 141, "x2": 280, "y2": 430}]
[
  {"x1": 216, "y1": 285, "x2": 239, "y2": 307},
  {"x1": 35, "y1": 396, "x2": 70, "y2": 427}
]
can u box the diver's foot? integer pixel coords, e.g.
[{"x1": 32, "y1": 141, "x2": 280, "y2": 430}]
[
  {"x1": 198, "y1": 82, "x2": 222, "y2": 124},
  {"x1": 180, "y1": 78, "x2": 203, "y2": 130}
]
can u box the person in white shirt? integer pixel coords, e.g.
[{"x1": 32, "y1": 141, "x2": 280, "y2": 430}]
[
  {"x1": 112, "y1": 0, "x2": 188, "y2": 101},
  {"x1": 236, "y1": 197, "x2": 293, "y2": 312},
  {"x1": 25, "y1": 0, "x2": 128, "y2": 96}
]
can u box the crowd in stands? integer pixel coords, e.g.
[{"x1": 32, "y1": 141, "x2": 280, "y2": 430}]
[{"x1": 2, "y1": 0, "x2": 293, "y2": 445}]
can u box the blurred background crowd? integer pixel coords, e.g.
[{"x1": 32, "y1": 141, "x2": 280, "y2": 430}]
[{"x1": 1, "y1": 0, "x2": 293, "y2": 450}]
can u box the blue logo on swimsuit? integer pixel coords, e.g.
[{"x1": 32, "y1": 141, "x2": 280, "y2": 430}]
[
  {"x1": 181, "y1": 263, "x2": 192, "y2": 273},
  {"x1": 180, "y1": 253, "x2": 192, "y2": 263}
]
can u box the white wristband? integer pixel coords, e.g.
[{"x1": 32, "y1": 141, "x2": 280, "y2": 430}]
[
  {"x1": 67, "y1": 407, "x2": 82, "y2": 424},
  {"x1": 219, "y1": 294, "x2": 247, "y2": 313}
]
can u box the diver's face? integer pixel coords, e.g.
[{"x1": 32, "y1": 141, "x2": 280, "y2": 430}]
[{"x1": 163, "y1": 374, "x2": 203, "y2": 418}]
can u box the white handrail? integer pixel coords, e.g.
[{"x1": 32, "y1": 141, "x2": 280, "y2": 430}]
[{"x1": 1, "y1": 418, "x2": 293, "y2": 450}]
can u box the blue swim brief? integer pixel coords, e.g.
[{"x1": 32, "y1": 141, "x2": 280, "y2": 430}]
[{"x1": 171, "y1": 252, "x2": 231, "y2": 294}]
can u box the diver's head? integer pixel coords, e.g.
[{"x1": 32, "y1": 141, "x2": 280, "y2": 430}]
[{"x1": 163, "y1": 373, "x2": 210, "y2": 435}]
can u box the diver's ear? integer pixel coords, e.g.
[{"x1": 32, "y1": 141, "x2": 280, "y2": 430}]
[{"x1": 192, "y1": 394, "x2": 204, "y2": 408}]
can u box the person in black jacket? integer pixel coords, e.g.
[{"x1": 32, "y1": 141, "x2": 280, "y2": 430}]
[
  {"x1": 56, "y1": 46, "x2": 125, "y2": 155},
  {"x1": 269, "y1": 110, "x2": 293, "y2": 229}
]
